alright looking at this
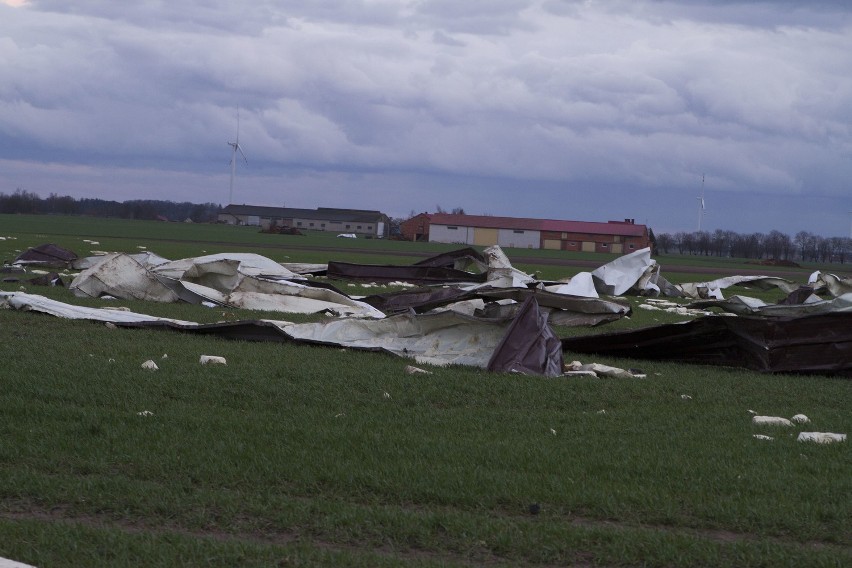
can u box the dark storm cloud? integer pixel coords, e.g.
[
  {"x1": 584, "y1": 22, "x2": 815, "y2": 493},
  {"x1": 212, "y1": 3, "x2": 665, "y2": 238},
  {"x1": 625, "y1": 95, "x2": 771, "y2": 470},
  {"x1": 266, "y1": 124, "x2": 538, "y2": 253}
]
[{"x1": 1, "y1": 0, "x2": 851, "y2": 235}]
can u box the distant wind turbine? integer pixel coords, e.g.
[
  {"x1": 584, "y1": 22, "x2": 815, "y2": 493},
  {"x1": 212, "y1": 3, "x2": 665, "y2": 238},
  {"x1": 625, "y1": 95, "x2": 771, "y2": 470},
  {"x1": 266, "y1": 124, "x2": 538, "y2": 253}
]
[
  {"x1": 697, "y1": 173, "x2": 706, "y2": 231},
  {"x1": 227, "y1": 110, "x2": 247, "y2": 205}
]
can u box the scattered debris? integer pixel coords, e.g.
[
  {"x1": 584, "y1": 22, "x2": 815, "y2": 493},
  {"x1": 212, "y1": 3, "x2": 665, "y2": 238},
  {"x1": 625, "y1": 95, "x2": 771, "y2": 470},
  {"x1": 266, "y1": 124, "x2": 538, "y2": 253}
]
[
  {"x1": 137, "y1": 410, "x2": 154, "y2": 417},
  {"x1": 13, "y1": 243, "x2": 78, "y2": 268},
  {"x1": 752, "y1": 416, "x2": 793, "y2": 427},
  {"x1": 752, "y1": 434, "x2": 774, "y2": 441},
  {"x1": 680, "y1": 394, "x2": 692, "y2": 400},
  {"x1": 199, "y1": 355, "x2": 227, "y2": 365},
  {"x1": 6, "y1": 241, "x2": 852, "y2": 377},
  {"x1": 404, "y1": 365, "x2": 432, "y2": 375},
  {"x1": 797, "y1": 432, "x2": 846, "y2": 444},
  {"x1": 383, "y1": 391, "x2": 391, "y2": 399},
  {"x1": 140, "y1": 360, "x2": 159, "y2": 371},
  {"x1": 564, "y1": 361, "x2": 646, "y2": 379},
  {"x1": 791, "y1": 414, "x2": 810, "y2": 424}
]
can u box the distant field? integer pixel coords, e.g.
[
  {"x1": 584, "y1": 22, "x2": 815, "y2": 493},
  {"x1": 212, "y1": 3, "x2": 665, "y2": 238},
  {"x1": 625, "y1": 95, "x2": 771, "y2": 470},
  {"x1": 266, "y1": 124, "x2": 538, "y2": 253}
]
[
  {"x1": 2, "y1": 213, "x2": 845, "y2": 282},
  {"x1": 0, "y1": 214, "x2": 850, "y2": 567}
]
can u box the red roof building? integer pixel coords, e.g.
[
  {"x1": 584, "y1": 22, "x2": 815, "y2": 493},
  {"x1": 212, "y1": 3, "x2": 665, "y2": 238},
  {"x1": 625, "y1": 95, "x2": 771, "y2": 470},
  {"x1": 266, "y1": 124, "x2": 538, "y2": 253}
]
[
  {"x1": 426, "y1": 213, "x2": 650, "y2": 253},
  {"x1": 400, "y1": 212, "x2": 431, "y2": 241}
]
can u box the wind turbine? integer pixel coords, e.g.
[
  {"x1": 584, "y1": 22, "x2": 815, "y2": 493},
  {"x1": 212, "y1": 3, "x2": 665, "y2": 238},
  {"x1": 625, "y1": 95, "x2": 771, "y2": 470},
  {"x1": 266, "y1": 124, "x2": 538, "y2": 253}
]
[
  {"x1": 696, "y1": 173, "x2": 706, "y2": 231},
  {"x1": 227, "y1": 110, "x2": 247, "y2": 205}
]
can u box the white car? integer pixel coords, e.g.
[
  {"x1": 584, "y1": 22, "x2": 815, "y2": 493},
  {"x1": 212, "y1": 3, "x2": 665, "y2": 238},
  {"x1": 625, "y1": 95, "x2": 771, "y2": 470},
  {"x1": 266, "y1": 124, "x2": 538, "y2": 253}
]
[{"x1": 336, "y1": 233, "x2": 357, "y2": 239}]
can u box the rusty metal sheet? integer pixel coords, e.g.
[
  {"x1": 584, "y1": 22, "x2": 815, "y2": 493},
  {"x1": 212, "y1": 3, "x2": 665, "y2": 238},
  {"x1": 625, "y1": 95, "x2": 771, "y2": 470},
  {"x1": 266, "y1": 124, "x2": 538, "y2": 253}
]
[
  {"x1": 487, "y1": 296, "x2": 564, "y2": 377},
  {"x1": 561, "y1": 313, "x2": 852, "y2": 376},
  {"x1": 13, "y1": 243, "x2": 78, "y2": 268}
]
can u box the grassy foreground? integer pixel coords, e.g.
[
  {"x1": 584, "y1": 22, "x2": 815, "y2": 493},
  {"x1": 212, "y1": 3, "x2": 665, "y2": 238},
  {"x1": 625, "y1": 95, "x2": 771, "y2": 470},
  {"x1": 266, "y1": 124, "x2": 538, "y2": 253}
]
[{"x1": 0, "y1": 215, "x2": 850, "y2": 567}]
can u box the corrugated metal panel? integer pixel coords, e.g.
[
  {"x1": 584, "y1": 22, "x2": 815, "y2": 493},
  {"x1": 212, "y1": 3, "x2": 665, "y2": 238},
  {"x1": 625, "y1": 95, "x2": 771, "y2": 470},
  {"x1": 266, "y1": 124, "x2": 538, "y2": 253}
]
[
  {"x1": 582, "y1": 241, "x2": 595, "y2": 252},
  {"x1": 543, "y1": 239, "x2": 561, "y2": 250}
]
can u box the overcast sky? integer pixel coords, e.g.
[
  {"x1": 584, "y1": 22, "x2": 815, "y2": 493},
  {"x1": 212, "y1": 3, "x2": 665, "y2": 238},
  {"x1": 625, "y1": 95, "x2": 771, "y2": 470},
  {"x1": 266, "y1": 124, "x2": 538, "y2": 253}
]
[{"x1": 2, "y1": 0, "x2": 851, "y2": 237}]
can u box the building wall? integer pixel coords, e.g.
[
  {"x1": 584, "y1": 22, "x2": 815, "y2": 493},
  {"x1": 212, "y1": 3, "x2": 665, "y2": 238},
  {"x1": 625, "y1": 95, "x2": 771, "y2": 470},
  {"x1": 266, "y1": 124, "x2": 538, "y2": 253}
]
[
  {"x1": 539, "y1": 229, "x2": 650, "y2": 252},
  {"x1": 291, "y1": 217, "x2": 377, "y2": 234},
  {"x1": 497, "y1": 228, "x2": 540, "y2": 249},
  {"x1": 401, "y1": 214, "x2": 431, "y2": 241},
  {"x1": 430, "y1": 224, "x2": 474, "y2": 245}
]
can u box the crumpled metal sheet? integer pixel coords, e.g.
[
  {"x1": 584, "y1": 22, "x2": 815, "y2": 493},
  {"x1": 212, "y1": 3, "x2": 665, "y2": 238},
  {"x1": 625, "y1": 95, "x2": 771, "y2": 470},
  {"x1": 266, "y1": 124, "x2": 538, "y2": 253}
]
[
  {"x1": 0, "y1": 291, "x2": 197, "y2": 325},
  {"x1": 361, "y1": 285, "x2": 630, "y2": 326},
  {"x1": 486, "y1": 296, "x2": 564, "y2": 377},
  {"x1": 677, "y1": 275, "x2": 799, "y2": 300},
  {"x1": 474, "y1": 288, "x2": 630, "y2": 326},
  {"x1": 152, "y1": 252, "x2": 303, "y2": 288},
  {"x1": 812, "y1": 272, "x2": 852, "y2": 298},
  {"x1": 412, "y1": 247, "x2": 485, "y2": 271},
  {"x1": 362, "y1": 286, "x2": 472, "y2": 314},
  {"x1": 68, "y1": 252, "x2": 384, "y2": 318},
  {"x1": 70, "y1": 253, "x2": 182, "y2": 302},
  {"x1": 13, "y1": 243, "x2": 78, "y2": 268},
  {"x1": 2, "y1": 292, "x2": 569, "y2": 373},
  {"x1": 590, "y1": 247, "x2": 658, "y2": 296},
  {"x1": 546, "y1": 272, "x2": 599, "y2": 298},
  {"x1": 327, "y1": 260, "x2": 487, "y2": 285},
  {"x1": 481, "y1": 245, "x2": 537, "y2": 288},
  {"x1": 326, "y1": 245, "x2": 533, "y2": 287},
  {"x1": 561, "y1": 311, "x2": 852, "y2": 376},
  {"x1": 691, "y1": 292, "x2": 852, "y2": 317},
  {"x1": 327, "y1": 247, "x2": 488, "y2": 284},
  {"x1": 0, "y1": 292, "x2": 513, "y2": 369}
]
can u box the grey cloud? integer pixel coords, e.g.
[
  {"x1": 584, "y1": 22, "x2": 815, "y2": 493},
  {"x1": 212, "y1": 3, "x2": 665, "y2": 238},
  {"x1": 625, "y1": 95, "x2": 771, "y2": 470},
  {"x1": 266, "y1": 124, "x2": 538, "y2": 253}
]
[
  {"x1": 432, "y1": 30, "x2": 465, "y2": 47},
  {"x1": 2, "y1": 1, "x2": 851, "y2": 236}
]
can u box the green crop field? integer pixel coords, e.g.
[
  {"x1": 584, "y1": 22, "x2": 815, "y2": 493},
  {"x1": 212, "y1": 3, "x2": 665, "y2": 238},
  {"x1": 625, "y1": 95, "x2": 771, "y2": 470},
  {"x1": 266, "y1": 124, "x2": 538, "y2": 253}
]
[{"x1": 0, "y1": 214, "x2": 850, "y2": 567}]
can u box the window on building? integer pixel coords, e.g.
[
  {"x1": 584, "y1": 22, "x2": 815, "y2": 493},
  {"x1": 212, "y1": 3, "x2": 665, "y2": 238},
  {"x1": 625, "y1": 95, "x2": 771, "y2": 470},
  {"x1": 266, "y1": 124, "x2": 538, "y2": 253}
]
[
  {"x1": 569, "y1": 242, "x2": 576, "y2": 246},
  {"x1": 447, "y1": 226, "x2": 458, "y2": 230},
  {"x1": 561, "y1": 232, "x2": 568, "y2": 239},
  {"x1": 368, "y1": 225, "x2": 373, "y2": 230},
  {"x1": 357, "y1": 225, "x2": 362, "y2": 230},
  {"x1": 346, "y1": 225, "x2": 351, "y2": 229},
  {"x1": 629, "y1": 244, "x2": 635, "y2": 249},
  {"x1": 513, "y1": 230, "x2": 524, "y2": 234},
  {"x1": 321, "y1": 223, "x2": 325, "y2": 228},
  {"x1": 601, "y1": 243, "x2": 608, "y2": 248},
  {"x1": 309, "y1": 222, "x2": 314, "y2": 227}
]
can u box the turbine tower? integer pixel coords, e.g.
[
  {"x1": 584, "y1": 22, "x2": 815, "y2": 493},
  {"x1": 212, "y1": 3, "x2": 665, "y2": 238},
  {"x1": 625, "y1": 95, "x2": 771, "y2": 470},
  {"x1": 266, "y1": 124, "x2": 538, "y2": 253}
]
[
  {"x1": 228, "y1": 110, "x2": 247, "y2": 205},
  {"x1": 697, "y1": 174, "x2": 706, "y2": 231}
]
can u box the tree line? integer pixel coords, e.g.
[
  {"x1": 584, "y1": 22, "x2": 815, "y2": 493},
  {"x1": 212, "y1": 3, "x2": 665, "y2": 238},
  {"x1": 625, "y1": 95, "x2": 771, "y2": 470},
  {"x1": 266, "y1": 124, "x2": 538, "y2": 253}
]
[
  {"x1": 655, "y1": 229, "x2": 851, "y2": 263},
  {"x1": 0, "y1": 189, "x2": 221, "y2": 223}
]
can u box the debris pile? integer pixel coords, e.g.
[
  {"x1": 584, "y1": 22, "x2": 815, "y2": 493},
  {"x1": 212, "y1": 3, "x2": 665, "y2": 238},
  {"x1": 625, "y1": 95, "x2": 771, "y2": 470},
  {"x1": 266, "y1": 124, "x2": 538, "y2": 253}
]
[{"x1": 2, "y1": 243, "x2": 851, "y2": 376}]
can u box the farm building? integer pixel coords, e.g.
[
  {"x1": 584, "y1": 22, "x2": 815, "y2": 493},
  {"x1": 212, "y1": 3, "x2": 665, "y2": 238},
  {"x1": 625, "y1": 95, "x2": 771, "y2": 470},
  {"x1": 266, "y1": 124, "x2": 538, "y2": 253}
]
[
  {"x1": 400, "y1": 212, "x2": 431, "y2": 241},
  {"x1": 218, "y1": 205, "x2": 390, "y2": 237},
  {"x1": 427, "y1": 213, "x2": 650, "y2": 253}
]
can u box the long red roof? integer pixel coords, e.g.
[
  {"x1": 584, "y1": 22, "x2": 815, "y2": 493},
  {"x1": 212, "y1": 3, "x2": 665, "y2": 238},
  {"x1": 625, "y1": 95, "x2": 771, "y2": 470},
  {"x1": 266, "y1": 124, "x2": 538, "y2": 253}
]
[{"x1": 429, "y1": 214, "x2": 646, "y2": 237}]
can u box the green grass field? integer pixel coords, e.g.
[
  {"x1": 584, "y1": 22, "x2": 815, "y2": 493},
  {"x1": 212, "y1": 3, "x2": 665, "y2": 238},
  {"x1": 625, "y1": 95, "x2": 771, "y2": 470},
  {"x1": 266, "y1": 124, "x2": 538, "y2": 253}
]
[{"x1": 1, "y1": 214, "x2": 850, "y2": 567}]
